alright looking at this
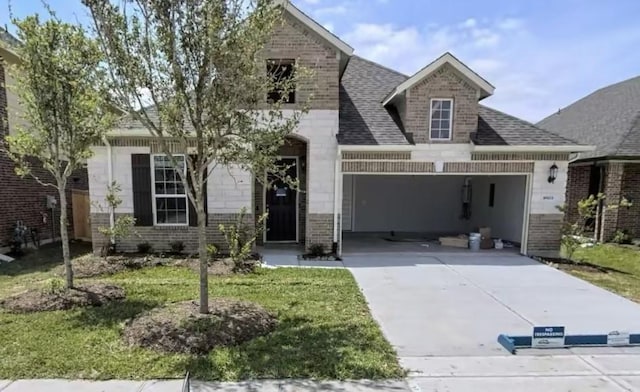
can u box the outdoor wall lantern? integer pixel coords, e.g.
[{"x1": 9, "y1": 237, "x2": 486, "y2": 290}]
[{"x1": 548, "y1": 163, "x2": 559, "y2": 184}]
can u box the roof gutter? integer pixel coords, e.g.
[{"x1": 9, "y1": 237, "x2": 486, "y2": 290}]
[{"x1": 471, "y1": 145, "x2": 596, "y2": 153}]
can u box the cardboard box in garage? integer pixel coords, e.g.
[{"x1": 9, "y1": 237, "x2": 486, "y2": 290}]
[{"x1": 479, "y1": 226, "x2": 493, "y2": 249}]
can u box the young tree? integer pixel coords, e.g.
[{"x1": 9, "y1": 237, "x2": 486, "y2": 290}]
[
  {"x1": 83, "y1": 0, "x2": 308, "y2": 313},
  {"x1": 4, "y1": 15, "x2": 114, "y2": 289}
]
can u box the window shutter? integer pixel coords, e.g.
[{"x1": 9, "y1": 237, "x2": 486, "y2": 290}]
[
  {"x1": 188, "y1": 156, "x2": 208, "y2": 227},
  {"x1": 131, "y1": 154, "x2": 153, "y2": 226}
]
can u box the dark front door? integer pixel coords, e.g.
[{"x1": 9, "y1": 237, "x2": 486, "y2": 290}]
[{"x1": 266, "y1": 158, "x2": 298, "y2": 242}]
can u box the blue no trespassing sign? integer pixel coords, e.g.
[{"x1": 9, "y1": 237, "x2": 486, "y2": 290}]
[{"x1": 532, "y1": 326, "x2": 565, "y2": 348}]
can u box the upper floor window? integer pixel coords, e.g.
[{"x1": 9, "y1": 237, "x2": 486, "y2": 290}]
[
  {"x1": 267, "y1": 59, "x2": 296, "y2": 104},
  {"x1": 152, "y1": 155, "x2": 188, "y2": 225},
  {"x1": 430, "y1": 98, "x2": 453, "y2": 140}
]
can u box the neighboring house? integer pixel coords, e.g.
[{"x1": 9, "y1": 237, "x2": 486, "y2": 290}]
[
  {"x1": 87, "y1": 1, "x2": 590, "y2": 257},
  {"x1": 0, "y1": 29, "x2": 89, "y2": 249},
  {"x1": 538, "y1": 76, "x2": 640, "y2": 242}
]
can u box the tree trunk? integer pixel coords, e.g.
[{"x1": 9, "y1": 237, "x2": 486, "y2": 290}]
[
  {"x1": 58, "y1": 186, "x2": 73, "y2": 289},
  {"x1": 197, "y1": 199, "x2": 209, "y2": 314}
]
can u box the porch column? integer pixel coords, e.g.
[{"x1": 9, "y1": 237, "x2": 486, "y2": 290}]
[
  {"x1": 600, "y1": 162, "x2": 624, "y2": 242},
  {"x1": 333, "y1": 152, "x2": 343, "y2": 256}
]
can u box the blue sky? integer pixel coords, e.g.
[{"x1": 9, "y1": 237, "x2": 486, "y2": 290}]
[{"x1": 2, "y1": 0, "x2": 640, "y2": 122}]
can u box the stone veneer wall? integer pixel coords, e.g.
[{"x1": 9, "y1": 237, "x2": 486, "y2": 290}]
[{"x1": 91, "y1": 213, "x2": 253, "y2": 254}]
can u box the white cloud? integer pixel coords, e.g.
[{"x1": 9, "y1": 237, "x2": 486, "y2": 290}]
[
  {"x1": 301, "y1": 0, "x2": 321, "y2": 4},
  {"x1": 312, "y1": 5, "x2": 348, "y2": 16},
  {"x1": 340, "y1": 16, "x2": 640, "y2": 122}
]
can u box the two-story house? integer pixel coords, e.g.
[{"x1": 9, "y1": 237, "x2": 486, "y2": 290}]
[
  {"x1": 87, "y1": 1, "x2": 591, "y2": 257},
  {"x1": 0, "y1": 29, "x2": 90, "y2": 249}
]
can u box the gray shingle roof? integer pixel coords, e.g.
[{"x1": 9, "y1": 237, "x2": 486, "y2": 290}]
[
  {"x1": 338, "y1": 56, "x2": 410, "y2": 145},
  {"x1": 537, "y1": 76, "x2": 640, "y2": 159},
  {"x1": 474, "y1": 105, "x2": 578, "y2": 146},
  {"x1": 0, "y1": 29, "x2": 20, "y2": 48}
]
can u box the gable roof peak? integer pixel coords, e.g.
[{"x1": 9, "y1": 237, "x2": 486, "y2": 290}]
[
  {"x1": 274, "y1": 0, "x2": 354, "y2": 56},
  {"x1": 382, "y1": 51, "x2": 495, "y2": 106}
]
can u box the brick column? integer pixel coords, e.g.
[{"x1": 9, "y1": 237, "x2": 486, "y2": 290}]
[
  {"x1": 564, "y1": 165, "x2": 591, "y2": 224},
  {"x1": 600, "y1": 162, "x2": 625, "y2": 242}
]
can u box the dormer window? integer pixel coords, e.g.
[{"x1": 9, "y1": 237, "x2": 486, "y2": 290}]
[
  {"x1": 267, "y1": 59, "x2": 296, "y2": 103},
  {"x1": 430, "y1": 98, "x2": 453, "y2": 140}
]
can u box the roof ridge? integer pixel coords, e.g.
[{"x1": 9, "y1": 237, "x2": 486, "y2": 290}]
[
  {"x1": 351, "y1": 55, "x2": 409, "y2": 79},
  {"x1": 480, "y1": 104, "x2": 579, "y2": 144}
]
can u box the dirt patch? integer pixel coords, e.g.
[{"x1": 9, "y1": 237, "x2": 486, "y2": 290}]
[
  {"x1": 0, "y1": 282, "x2": 125, "y2": 313},
  {"x1": 62, "y1": 254, "x2": 174, "y2": 278},
  {"x1": 534, "y1": 256, "x2": 627, "y2": 274},
  {"x1": 174, "y1": 257, "x2": 261, "y2": 275},
  {"x1": 122, "y1": 299, "x2": 277, "y2": 354}
]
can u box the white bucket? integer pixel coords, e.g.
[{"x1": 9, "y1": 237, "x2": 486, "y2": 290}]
[{"x1": 469, "y1": 232, "x2": 481, "y2": 251}]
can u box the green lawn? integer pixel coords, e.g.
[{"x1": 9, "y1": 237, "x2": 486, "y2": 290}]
[
  {"x1": 0, "y1": 244, "x2": 403, "y2": 380},
  {"x1": 568, "y1": 244, "x2": 640, "y2": 303}
]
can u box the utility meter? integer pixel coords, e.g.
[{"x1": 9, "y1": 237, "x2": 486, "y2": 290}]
[{"x1": 46, "y1": 195, "x2": 58, "y2": 209}]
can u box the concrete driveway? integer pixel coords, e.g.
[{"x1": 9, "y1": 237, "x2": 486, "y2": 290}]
[{"x1": 344, "y1": 252, "x2": 640, "y2": 391}]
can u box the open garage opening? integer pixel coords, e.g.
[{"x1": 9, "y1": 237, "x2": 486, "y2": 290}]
[{"x1": 341, "y1": 174, "x2": 528, "y2": 254}]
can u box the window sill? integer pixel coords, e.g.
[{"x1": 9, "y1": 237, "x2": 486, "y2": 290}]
[{"x1": 152, "y1": 225, "x2": 191, "y2": 231}]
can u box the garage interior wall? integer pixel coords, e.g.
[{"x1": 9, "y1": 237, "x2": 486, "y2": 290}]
[
  {"x1": 343, "y1": 174, "x2": 526, "y2": 243},
  {"x1": 470, "y1": 175, "x2": 526, "y2": 244},
  {"x1": 345, "y1": 175, "x2": 469, "y2": 233}
]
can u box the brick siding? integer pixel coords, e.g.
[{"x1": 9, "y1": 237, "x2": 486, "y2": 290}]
[
  {"x1": 600, "y1": 162, "x2": 625, "y2": 241},
  {"x1": 527, "y1": 213, "x2": 563, "y2": 255},
  {"x1": 91, "y1": 213, "x2": 254, "y2": 254},
  {"x1": 342, "y1": 161, "x2": 435, "y2": 173},
  {"x1": 0, "y1": 56, "x2": 88, "y2": 246},
  {"x1": 472, "y1": 152, "x2": 571, "y2": 161},
  {"x1": 341, "y1": 151, "x2": 411, "y2": 160},
  {"x1": 564, "y1": 165, "x2": 591, "y2": 226},
  {"x1": 306, "y1": 213, "x2": 333, "y2": 251},
  {"x1": 405, "y1": 64, "x2": 478, "y2": 144},
  {"x1": 443, "y1": 162, "x2": 534, "y2": 173},
  {"x1": 618, "y1": 163, "x2": 640, "y2": 237},
  {"x1": 262, "y1": 13, "x2": 339, "y2": 110}
]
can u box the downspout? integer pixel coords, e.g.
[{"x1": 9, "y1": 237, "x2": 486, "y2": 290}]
[
  {"x1": 102, "y1": 136, "x2": 115, "y2": 233},
  {"x1": 333, "y1": 150, "x2": 342, "y2": 255}
]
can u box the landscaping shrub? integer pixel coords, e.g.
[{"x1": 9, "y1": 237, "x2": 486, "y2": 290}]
[
  {"x1": 612, "y1": 229, "x2": 633, "y2": 245},
  {"x1": 219, "y1": 208, "x2": 266, "y2": 272},
  {"x1": 169, "y1": 240, "x2": 185, "y2": 254},
  {"x1": 309, "y1": 243, "x2": 325, "y2": 257},
  {"x1": 137, "y1": 242, "x2": 153, "y2": 254}
]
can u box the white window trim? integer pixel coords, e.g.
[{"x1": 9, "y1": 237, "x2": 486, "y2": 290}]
[
  {"x1": 429, "y1": 98, "x2": 454, "y2": 141},
  {"x1": 150, "y1": 154, "x2": 190, "y2": 227}
]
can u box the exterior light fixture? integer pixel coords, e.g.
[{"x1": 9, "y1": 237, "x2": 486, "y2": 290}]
[{"x1": 548, "y1": 163, "x2": 559, "y2": 184}]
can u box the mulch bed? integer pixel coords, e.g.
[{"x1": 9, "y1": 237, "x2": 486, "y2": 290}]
[
  {"x1": 299, "y1": 254, "x2": 342, "y2": 261},
  {"x1": 0, "y1": 282, "x2": 125, "y2": 313},
  {"x1": 534, "y1": 256, "x2": 626, "y2": 274},
  {"x1": 60, "y1": 253, "x2": 262, "y2": 278},
  {"x1": 122, "y1": 298, "x2": 277, "y2": 355}
]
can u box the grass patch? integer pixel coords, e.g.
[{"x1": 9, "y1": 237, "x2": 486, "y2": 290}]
[
  {"x1": 566, "y1": 244, "x2": 640, "y2": 302},
  {"x1": 0, "y1": 244, "x2": 402, "y2": 380}
]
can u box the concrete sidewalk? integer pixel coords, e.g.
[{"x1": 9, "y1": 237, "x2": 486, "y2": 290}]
[{"x1": 0, "y1": 379, "x2": 410, "y2": 392}]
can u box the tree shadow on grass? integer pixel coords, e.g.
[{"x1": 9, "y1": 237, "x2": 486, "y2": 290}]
[
  {"x1": 70, "y1": 298, "x2": 159, "y2": 328},
  {"x1": 0, "y1": 241, "x2": 92, "y2": 277},
  {"x1": 174, "y1": 315, "x2": 404, "y2": 381}
]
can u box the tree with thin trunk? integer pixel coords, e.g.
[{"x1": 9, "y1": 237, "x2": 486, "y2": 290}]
[
  {"x1": 83, "y1": 0, "x2": 309, "y2": 314},
  {"x1": 4, "y1": 14, "x2": 114, "y2": 289}
]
